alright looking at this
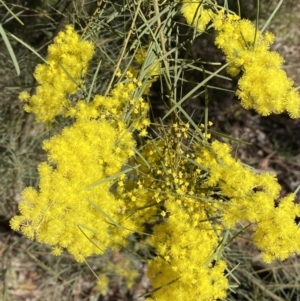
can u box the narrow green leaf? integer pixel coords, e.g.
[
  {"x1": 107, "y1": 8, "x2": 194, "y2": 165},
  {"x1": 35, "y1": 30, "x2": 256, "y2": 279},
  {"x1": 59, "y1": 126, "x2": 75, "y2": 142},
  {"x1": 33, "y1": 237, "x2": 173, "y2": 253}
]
[
  {"x1": 0, "y1": 24, "x2": 20, "y2": 76},
  {"x1": 261, "y1": 0, "x2": 283, "y2": 33},
  {"x1": 87, "y1": 198, "x2": 124, "y2": 230},
  {"x1": 294, "y1": 184, "x2": 300, "y2": 195},
  {"x1": 7, "y1": 31, "x2": 47, "y2": 63},
  {"x1": 162, "y1": 63, "x2": 229, "y2": 120},
  {"x1": 0, "y1": 0, "x2": 24, "y2": 25},
  {"x1": 84, "y1": 259, "x2": 101, "y2": 280},
  {"x1": 87, "y1": 60, "x2": 101, "y2": 103},
  {"x1": 209, "y1": 130, "x2": 252, "y2": 145},
  {"x1": 139, "y1": 277, "x2": 180, "y2": 298},
  {"x1": 134, "y1": 147, "x2": 150, "y2": 169},
  {"x1": 85, "y1": 164, "x2": 140, "y2": 190}
]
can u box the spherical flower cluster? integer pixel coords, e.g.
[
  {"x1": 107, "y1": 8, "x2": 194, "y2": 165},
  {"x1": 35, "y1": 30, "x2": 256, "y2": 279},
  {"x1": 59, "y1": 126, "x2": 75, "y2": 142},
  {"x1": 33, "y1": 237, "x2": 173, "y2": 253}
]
[
  {"x1": 180, "y1": 4, "x2": 300, "y2": 118},
  {"x1": 181, "y1": 0, "x2": 214, "y2": 32},
  {"x1": 213, "y1": 11, "x2": 300, "y2": 117},
  {"x1": 195, "y1": 140, "x2": 300, "y2": 263},
  {"x1": 19, "y1": 25, "x2": 94, "y2": 123},
  {"x1": 10, "y1": 118, "x2": 135, "y2": 262},
  {"x1": 253, "y1": 193, "x2": 300, "y2": 263}
]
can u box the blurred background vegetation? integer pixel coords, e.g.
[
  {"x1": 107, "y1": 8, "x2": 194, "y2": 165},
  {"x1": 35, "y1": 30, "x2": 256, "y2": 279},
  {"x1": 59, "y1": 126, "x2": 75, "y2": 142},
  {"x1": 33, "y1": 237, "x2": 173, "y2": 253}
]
[{"x1": 0, "y1": 0, "x2": 299, "y2": 300}]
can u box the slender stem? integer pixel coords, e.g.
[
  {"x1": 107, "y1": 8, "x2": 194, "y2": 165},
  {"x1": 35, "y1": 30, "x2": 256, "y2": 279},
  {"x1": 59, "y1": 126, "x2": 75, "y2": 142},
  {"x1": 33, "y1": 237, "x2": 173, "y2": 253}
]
[
  {"x1": 104, "y1": 1, "x2": 141, "y2": 96},
  {"x1": 202, "y1": 66, "x2": 209, "y2": 139},
  {"x1": 237, "y1": 0, "x2": 241, "y2": 17},
  {"x1": 253, "y1": 0, "x2": 260, "y2": 47},
  {"x1": 152, "y1": 0, "x2": 175, "y2": 123}
]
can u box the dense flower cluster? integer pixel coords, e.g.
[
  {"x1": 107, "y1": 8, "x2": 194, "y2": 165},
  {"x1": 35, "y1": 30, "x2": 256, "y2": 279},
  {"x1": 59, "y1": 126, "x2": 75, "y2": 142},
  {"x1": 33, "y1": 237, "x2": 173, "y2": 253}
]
[
  {"x1": 253, "y1": 193, "x2": 300, "y2": 263},
  {"x1": 147, "y1": 211, "x2": 227, "y2": 301},
  {"x1": 19, "y1": 25, "x2": 94, "y2": 123},
  {"x1": 180, "y1": 2, "x2": 300, "y2": 118},
  {"x1": 181, "y1": 0, "x2": 214, "y2": 32},
  {"x1": 10, "y1": 118, "x2": 135, "y2": 262},
  {"x1": 213, "y1": 11, "x2": 300, "y2": 118},
  {"x1": 196, "y1": 140, "x2": 300, "y2": 263},
  {"x1": 11, "y1": 8, "x2": 300, "y2": 300}
]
